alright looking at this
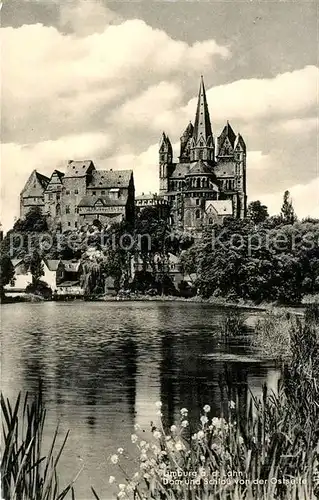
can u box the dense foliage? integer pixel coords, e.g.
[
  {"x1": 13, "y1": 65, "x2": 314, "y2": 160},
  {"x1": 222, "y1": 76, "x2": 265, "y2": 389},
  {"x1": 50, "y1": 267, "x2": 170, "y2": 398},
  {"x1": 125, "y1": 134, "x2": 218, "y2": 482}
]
[
  {"x1": 181, "y1": 217, "x2": 319, "y2": 304},
  {"x1": 1, "y1": 193, "x2": 319, "y2": 303}
]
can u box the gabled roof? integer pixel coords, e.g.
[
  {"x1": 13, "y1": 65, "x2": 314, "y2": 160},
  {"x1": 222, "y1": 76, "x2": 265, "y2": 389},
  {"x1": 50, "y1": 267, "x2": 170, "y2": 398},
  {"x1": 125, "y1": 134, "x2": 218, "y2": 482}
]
[
  {"x1": 78, "y1": 195, "x2": 128, "y2": 208},
  {"x1": 36, "y1": 172, "x2": 50, "y2": 189},
  {"x1": 87, "y1": 170, "x2": 133, "y2": 189},
  {"x1": 52, "y1": 170, "x2": 64, "y2": 181},
  {"x1": 205, "y1": 199, "x2": 233, "y2": 216},
  {"x1": 44, "y1": 259, "x2": 61, "y2": 271},
  {"x1": 21, "y1": 170, "x2": 50, "y2": 197},
  {"x1": 65, "y1": 160, "x2": 95, "y2": 178}
]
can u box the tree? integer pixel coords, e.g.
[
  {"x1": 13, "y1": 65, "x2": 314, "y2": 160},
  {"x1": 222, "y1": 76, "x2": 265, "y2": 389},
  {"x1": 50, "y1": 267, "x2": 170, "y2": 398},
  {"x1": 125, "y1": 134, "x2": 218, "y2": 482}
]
[
  {"x1": 248, "y1": 200, "x2": 269, "y2": 224},
  {"x1": 29, "y1": 250, "x2": 44, "y2": 286},
  {"x1": 281, "y1": 190, "x2": 297, "y2": 224},
  {"x1": 0, "y1": 253, "x2": 15, "y2": 301}
]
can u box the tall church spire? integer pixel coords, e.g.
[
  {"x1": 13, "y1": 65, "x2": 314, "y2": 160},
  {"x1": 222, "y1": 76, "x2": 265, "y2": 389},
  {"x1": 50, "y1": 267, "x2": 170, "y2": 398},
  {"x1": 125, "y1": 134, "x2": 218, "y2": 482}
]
[
  {"x1": 190, "y1": 76, "x2": 215, "y2": 163},
  {"x1": 193, "y1": 76, "x2": 213, "y2": 144}
]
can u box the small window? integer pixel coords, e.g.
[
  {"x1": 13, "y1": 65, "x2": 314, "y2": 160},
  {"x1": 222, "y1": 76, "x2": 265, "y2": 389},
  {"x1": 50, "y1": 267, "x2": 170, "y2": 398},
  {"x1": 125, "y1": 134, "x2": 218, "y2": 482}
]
[
  {"x1": 49, "y1": 193, "x2": 53, "y2": 200},
  {"x1": 57, "y1": 193, "x2": 61, "y2": 201},
  {"x1": 196, "y1": 199, "x2": 200, "y2": 206},
  {"x1": 66, "y1": 190, "x2": 70, "y2": 195},
  {"x1": 75, "y1": 207, "x2": 79, "y2": 213},
  {"x1": 68, "y1": 222, "x2": 71, "y2": 226},
  {"x1": 196, "y1": 209, "x2": 200, "y2": 219},
  {"x1": 66, "y1": 205, "x2": 70, "y2": 214},
  {"x1": 34, "y1": 198, "x2": 37, "y2": 201},
  {"x1": 93, "y1": 191, "x2": 96, "y2": 195},
  {"x1": 75, "y1": 222, "x2": 78, "y2": 228},
  {"x1": 101, "y1": 190, "x2": 105, "y2": 195},
  {"x1": 75, "y1": 189, "x2": 78, "y2": 194}
]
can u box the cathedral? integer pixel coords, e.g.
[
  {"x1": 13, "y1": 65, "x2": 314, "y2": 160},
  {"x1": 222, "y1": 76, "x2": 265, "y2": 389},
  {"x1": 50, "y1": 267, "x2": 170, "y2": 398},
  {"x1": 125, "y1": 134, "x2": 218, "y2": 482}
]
[
  {"x1": 158, "y1": 76, "x2": 247, "y2": 231},
  {"x1": 20, "y1": 76, "x2": 247, "y2": 235}
]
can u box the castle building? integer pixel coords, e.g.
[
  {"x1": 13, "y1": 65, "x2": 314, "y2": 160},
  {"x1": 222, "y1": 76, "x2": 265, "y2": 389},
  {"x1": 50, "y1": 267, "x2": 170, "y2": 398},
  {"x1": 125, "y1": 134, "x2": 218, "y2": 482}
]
[
  {"x1": 158, "y1": 76, "x2": 247, "y2": 231},
  {"x1": 20, "y1": 162, "x2": 135, "y2": 231}
]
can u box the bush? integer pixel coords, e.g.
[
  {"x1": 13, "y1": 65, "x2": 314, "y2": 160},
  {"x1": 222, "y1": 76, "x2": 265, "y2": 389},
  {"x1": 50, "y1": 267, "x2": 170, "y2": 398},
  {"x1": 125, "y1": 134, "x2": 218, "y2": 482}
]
[{"x1": 25, "y1": 280, "x2": 52, "y2": 299}]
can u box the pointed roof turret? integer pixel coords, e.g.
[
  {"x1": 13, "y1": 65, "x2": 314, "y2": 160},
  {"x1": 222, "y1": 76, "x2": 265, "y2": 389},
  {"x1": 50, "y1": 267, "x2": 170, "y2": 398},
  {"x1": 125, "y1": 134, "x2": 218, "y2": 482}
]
[
  {"x1": 234, "y1": 133, "x2": 246, "y2": 152},
  {"x1": 193, "y1": 76, "x2": 213, "y2": 144},
  {"x1": 218, "y1": 121, "x2": 236, "y2": 148}
]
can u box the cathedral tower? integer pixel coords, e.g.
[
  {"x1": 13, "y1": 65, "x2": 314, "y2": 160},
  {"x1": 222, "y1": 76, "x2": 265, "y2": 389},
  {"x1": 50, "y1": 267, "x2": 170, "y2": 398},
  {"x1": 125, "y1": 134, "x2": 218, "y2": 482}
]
[
  {"x1": 159, "y1": 132, "x2": 173, "y2": 195},
  {"x1": 190, "y1": 76, "x2": 215, "y2": 163}
]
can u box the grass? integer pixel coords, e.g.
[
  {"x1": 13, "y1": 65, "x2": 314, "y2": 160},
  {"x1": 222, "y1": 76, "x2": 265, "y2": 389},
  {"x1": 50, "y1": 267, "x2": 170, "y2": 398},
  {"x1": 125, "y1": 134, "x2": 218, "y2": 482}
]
[{"x1": 0, "y1": 387, "x2": 81, "y2": 500}]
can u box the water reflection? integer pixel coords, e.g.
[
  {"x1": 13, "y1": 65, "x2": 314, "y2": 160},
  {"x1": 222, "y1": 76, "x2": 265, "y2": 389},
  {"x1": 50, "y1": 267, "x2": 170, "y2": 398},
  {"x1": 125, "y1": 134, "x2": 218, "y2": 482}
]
[{"x1": 1, "y1": 302, "x2": 280, "y2": 499}]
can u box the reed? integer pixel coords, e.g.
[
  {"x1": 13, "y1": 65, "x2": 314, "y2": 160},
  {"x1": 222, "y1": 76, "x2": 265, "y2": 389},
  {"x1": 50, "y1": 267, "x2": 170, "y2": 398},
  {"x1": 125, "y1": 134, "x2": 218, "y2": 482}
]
[
  {"x1": 104, "y1": 307, "x2": 319, "y2": 500},
  {"x1": 0, "y1": 388, "x2": 79, "y2": 500},
  {"x1": 219, "y1": 309, "x2": 245, "y2": 338}
]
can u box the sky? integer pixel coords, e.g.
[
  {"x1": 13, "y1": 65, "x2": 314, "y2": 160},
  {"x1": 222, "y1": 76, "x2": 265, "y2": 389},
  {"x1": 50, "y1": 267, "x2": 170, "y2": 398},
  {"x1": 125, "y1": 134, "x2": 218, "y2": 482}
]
[{"x1": 1, "y1": 0, "x2": 319, "y2": 231}]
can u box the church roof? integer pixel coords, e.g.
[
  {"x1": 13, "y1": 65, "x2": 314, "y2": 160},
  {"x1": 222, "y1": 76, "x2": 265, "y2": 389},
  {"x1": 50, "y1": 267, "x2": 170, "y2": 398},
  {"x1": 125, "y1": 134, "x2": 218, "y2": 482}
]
[
  {"x1": 193, "y1": 76, "x2": 213, "y2": 144},
  {"x1": 88, "y1": 170, "x2": 133, "y2": 189},
  {"x1": 170, "y1": 163, "x2": 190, "y2": 178},
  {"x1": 188, "y1": 159, "x2": 214, "y2": 175},
  {"x1": 78, "y1": 195, "x2": 128, "y2": 208}
]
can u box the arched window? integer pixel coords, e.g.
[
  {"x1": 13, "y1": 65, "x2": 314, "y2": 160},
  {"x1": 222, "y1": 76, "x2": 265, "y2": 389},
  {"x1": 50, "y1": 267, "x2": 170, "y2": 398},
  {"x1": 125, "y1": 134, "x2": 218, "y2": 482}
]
[
  {"x1": 196, "y1": 178, "x2": 201, "y2": 189},
  {"x1": 56, "y1": 203, "x2": 61, "y2": 216},
  {"x1": 195, "y1": 209, "x2": 200, "y2": 219}
]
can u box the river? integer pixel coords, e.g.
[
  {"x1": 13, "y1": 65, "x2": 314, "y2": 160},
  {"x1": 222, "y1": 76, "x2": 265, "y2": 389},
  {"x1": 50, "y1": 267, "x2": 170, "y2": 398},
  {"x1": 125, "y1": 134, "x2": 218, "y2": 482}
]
[{"x1": 1, "y1": 301, "x2": 280, "y2": 499}]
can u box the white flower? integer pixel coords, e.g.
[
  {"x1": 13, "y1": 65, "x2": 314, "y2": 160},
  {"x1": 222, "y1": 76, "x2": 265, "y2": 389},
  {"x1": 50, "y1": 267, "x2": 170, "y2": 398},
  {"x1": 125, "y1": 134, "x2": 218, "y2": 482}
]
[
  {"x1": 239, "y1": 436, "x2": 244, "y2": 446},
  {"x1": 180, "y1": 408, "x2": 188, "y2": 416},
  {"x1": 117, "y1": 447, "x2": 124, "y2": 455},
  {"x1": 212, "y1": 417, "x2": 222, "y2": 428},
  {"x1": 203, "y1": 404, "x2": 211, "y2": 413},
  {"x1": 156, "y1": 410, "x2": 163, "y2": 417},
  {"x1": 119, "y1": 484, "x2": 126, "y2": 491},
  {"x1": 192, "y1": 433, "x2": 198, "y2": 440},
  {"x1": 133, "y1": 472, "x2": 139, "y2": 479},
  {"x1": 140, "y1": 440, "x2": 147, "y2": 448},
  {"x1": 153, "y1": 430, "x2": 161, "y2": 439},
  {"x1": 181, "y1": 420, "x2": 189, "y2": 428},
  {"x1": 155, "y1": 401, "x2": 162, "y2": 408},
  {"x1": 134, "y1": 423, "x2": 141, "y2": 431},
  {"x1": 109, "y1": 475, "x2": 115, "y2": 484},
  {"x1": 200, "y1": 454, "x2": 205, "y2": 463},
  {"x1": 197, "y1": 430, "x2": 205, "y2": 440},
  {"x1": 200, "y1": 415, "x2": 208, "y2": 425},
  {"x1": 229, "y1": 400, "x2": 236, "y2": 409},
  {"x1": 110, "y1": 454, "x2": 119, "y2": 464},
  {"x1": 118, "y1": 492, "x2": 126, "y2": 499},
  {"x1": 170, "y1": 425, "x2": 177, "y2": 432},
  {"x1": 151, "y1": 444, "x2": 160, "y2": 454},
  {"x1": 175, "y1": 441, "x2": 185, "y2": 451},
  {"x1": 131, "y1": 434, "x2": 138, "y2": 443}
]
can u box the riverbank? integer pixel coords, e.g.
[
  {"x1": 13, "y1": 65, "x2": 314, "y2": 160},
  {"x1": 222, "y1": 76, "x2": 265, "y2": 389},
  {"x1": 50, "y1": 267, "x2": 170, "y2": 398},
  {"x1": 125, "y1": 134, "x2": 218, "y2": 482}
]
[{"x1": 2, "y1": 291, "x2": 314, "y2": 317}]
